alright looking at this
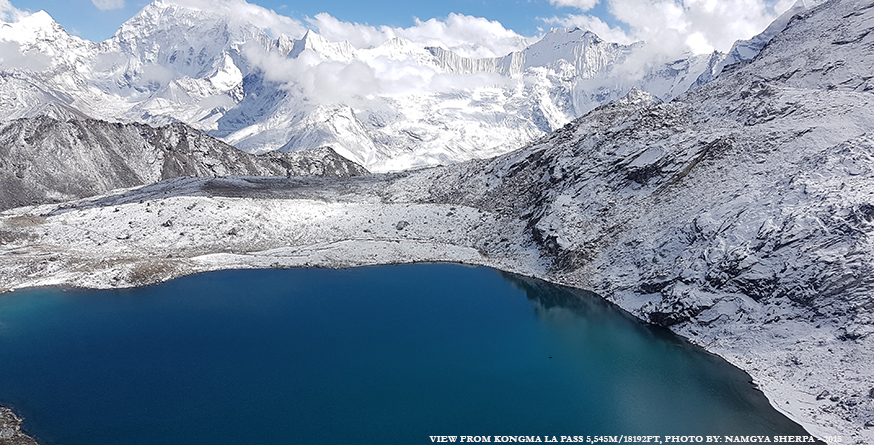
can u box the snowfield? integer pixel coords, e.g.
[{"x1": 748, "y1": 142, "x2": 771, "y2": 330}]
[
  {"x1": 2, "y1": 0, "x2": 874, "y2": 443},
  {"x1": 0, "y1": 175, "x2": 543, "y2": 290}
]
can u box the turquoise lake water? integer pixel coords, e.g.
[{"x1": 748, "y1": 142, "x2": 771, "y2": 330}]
[{"x1": 0, "y1": 264, "x2": 810, "y2": 444}]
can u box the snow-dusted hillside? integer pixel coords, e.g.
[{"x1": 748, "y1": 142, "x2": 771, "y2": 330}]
[
  {"x1": 0, "y1": 116, "x2": 367, "y2": 210},
  {"x1": 392, "y1": 0, "x2": 874, "y2": 438},
  {"x1": 1, "y1": 0, "x2": 872, "y2": 441},
  {"x1": 0, "y1": 0, "x2": 804, "y2": 172}
]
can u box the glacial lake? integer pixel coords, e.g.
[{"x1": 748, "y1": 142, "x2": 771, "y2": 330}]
[{"x1": 0, "y1": 264, "x2": 811, "y2": 444}]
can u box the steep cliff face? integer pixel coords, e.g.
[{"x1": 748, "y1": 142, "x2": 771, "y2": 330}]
[{"x1": 0, "y1": 116, "x2": 367, "y2": 210}]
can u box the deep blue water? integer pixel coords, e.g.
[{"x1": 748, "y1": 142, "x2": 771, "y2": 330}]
[{"x1": 0, "y1": 264, "x2": 810, "y2": 444}]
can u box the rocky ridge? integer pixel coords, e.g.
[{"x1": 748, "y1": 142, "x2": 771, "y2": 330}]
[
  {"x1": 0, "y1": 116, "x2": 367, "y2": 210},
  {"x1": 0, "y1": 408, "x2": 38, "y2": 445}
]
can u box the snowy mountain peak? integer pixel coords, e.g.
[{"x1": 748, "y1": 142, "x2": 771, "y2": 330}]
[
  {"x1": 114, "y1": 1, "x2": 273, "y2": 53},
  {"x1": 692, "y1": 0, "x2": 818, "y2": 86},
  {"x1": 109, "y1": 1, "x2": 273, "y2": 83},
  {"x1": 356, "y1": 37, "x2": 428, "y2": 63},
  {"x1": 0, "y1": 8, "x2": 70, "y2": 46},
  {"x1": 372, "y1": 37, "x2": 419, "y2": 55},
  {"x1": 123, "y1": 0, "x2": 266, "y2": 33},
  {"x1": 288, "y1": 30, "x2": 357, "y2": 61},
  {"x1": 272, "y1": 34, "x2": 295, "y2": 55},
  {"x1": 543, "y1": 27, "x2": 604, "y2": 45},
  {"x1": 381, "y1": 37, "x2": 415, "y2": 49},
  {"x1": 522, "y1": 28, "x2": 636, "y2": 78},
  {"x1": 0, "y1": 7, "x2": 94, "y2": 73}
]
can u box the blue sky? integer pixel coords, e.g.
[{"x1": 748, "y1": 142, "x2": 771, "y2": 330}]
[
  {"x1": 5, "y1": 0, "x2": 798, "y2": 55},
  {"x1": 9, "y1": 0, "x2": 617, "y2": 42}
]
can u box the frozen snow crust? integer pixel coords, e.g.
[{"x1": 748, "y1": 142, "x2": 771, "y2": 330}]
[{"x1": 2, "y1": 0, "x2": 874, "y2": 442}]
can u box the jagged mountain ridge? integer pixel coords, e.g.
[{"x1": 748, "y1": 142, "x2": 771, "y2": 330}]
[
  {"x1": 0, "y1": 116, "x2": 367, "y2": 210},
  {"x1": 693, "y1": 0, "x2": 817, "y2": 87},
  {"x1": 0, "y1": 0, "x2": 801, "y2": 172},
  {"x1": 425, "y1": 28, "x2": 641, "y2": 77}
]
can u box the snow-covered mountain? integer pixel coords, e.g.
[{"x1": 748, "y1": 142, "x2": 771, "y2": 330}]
[
  {"x1": 692, "y1": 0, "x2": 818, "y2": 87},
  {"x1": 0, "y1": 0, "x2": 805, "y2": 172},
  {"x1": 0, "y1": 116, "x2": 367, "y2": 210}
]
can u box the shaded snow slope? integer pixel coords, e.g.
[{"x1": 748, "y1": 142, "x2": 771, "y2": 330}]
[{"x1": 0, "y1": 116, "x2": 367, "y2": 210}]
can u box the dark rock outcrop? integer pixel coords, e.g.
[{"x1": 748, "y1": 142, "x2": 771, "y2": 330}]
[{"x1": 0, "y1": 407, "x2": 38, "y2": 445}]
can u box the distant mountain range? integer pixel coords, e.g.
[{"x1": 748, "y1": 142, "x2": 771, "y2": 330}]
[
  {"x1": 0, "y1": 0, "x2": 809, "y2": 172},
  {"x1": 0, "y1": 116, "x2": 367, "y2": 210}
]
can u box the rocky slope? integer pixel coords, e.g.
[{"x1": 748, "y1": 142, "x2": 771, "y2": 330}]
[
  {"x1": 0, "y1": 0, "x2": 872, "y2": 442},
  {"x1": 0, "y1": 0, "x2": 802, "y2": 172},
  {"x1": 0, "y1": 116, "x2": 367, "y2": 210},
  {"x1": 395, "y1": 0, "x2": 874, "y2": 436},
  {"x1": 0, "y1": 408, "x2": 38, "y2": 445}
]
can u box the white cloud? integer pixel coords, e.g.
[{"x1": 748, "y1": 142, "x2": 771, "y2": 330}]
[
  {"x1": 0, "y1": 40, "x2": 51, "y2": 71},
  {"x1": 0, "y1": 0, "x2": 26, "y2": 22},
  {"x1": 400, "y1": 14, "x2": 532, "y2": 58},
  {"x1": 243, "y1": 43, "x2": 379, "y2": 106},
  {"x1": 538, "y1": 14, "x2": 635, "y2": 45},
  {"x1": 306, "y1": 13, "x2": 391, "y2": 50},
  {"x1": 94, "y1": 51, "x2": 128, "y2": 71},
  {"x1": 548, "y1": 0, "x2": 600, "y2": 11},
  {"x1": 242, "y1": 35, "x2": 519, "y2": 112},
  {"x1": 141, "y1": 63, "x2": 174, "y2": 85},
  {"x1": 166, "y1": 0, "x2": 306, "y2": 38},
  {"x1": 540, "y1": 0, "x2": 803, "y2": 55},
  {"x1": 773, "y1": 0, "x2": 799, "y2": 12},
  {"x1": 199, "y1": 94, "x2": 235, "y2": 110},
  {"x1": 308, "y1": 12, "x2": 532, "y2": 58},
  {"x1": 92, "y1": 0, "x2": 125, "y2": 11}
]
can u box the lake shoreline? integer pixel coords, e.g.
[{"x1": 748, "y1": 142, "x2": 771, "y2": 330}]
[
  {"x1": 0, "y1": 169, "x2": 871, "y2": 444},
  {"x1": 4, "y1": 264, "x2": 816, "y2": 443},
  {"x1": 0, "y1": 407, "x2": 38, "y2": 445}
]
